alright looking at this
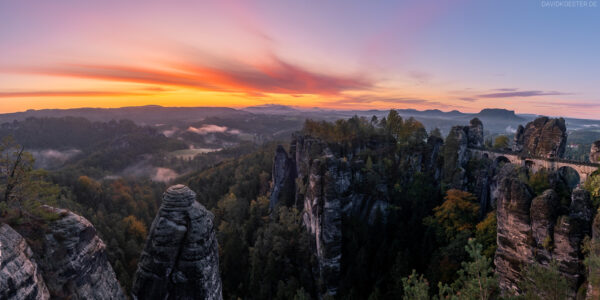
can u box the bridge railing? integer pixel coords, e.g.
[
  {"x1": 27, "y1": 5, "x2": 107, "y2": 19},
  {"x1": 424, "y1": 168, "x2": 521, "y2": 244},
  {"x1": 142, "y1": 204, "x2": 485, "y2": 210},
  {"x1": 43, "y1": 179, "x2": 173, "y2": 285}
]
[{"x1": 468, "y1": 146, "x2": 600, "y2": 167}]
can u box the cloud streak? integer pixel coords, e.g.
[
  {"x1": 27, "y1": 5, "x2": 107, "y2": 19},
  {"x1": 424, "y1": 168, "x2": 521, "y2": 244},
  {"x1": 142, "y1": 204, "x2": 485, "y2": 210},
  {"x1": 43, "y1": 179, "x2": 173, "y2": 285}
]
[
  {"x1": 6, "y1": 54, "x2": 372, "y2": 97},
  {"x1": 0, "y1": 90, "x2": 145, "y2": 98},
  {"x1": 324, "y1": 95, "x2": 455, "y2": 109},
  {"x1": 477, "y1": 90, "x2": 569, "y2": 98}
]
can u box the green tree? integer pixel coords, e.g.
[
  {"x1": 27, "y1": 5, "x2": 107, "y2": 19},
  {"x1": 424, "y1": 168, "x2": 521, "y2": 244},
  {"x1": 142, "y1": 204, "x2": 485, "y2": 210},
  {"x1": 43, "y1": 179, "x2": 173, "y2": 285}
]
[
  {"x1": 519, "y1": 260, "x2": 569, "y2": 300},
  {"x1": 528, "y1": 168, "x2": 551, "y2": 196},
  {"x1": 493, "y1": 135, "x2": 510, "y2": 150},
  {"x1": 475, "y1": 212, "x2": 497, "y2": 258},
  {"x1": 401, "y1": 270, "x2": 430, "y2": 300},
  {"x1": 0, "y1": 136, "x2": 59, "y2": 220},
  {"x1": 585, "y1": 173, "x2": 600, "y2": 208},
  {"x1": 452, "y1": 239, "x2": 498, "y2": 300}
]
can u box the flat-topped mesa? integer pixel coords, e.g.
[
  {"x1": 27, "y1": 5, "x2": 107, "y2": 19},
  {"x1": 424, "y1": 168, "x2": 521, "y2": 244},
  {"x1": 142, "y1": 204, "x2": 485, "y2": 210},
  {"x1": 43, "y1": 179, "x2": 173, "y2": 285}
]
[
  {"x1": 132, "y1": 185, "x2": 223, "y2": 300},
  {"x1": 512, "y1": 116, "x2": 567, "y2": 158}
]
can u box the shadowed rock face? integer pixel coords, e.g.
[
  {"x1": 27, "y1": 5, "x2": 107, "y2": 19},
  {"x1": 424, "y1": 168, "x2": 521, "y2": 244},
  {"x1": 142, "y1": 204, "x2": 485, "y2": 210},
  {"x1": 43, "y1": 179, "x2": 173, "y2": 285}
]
[
  {"x1": 0, "y1": 224, "x2": 50, "y2": 300},
  {"x1": 1, "y1": 208, "x2": 124, "y2": 300},
  {"x1": 493, "y1": 165, "x2": 535, "y2": 293},
  {"x1": 132, "y1": 185, "x2": 222, "y2": 300},
  {"x1": 39, "y1": 207, "x2": 126, "y2": 300},
  {"x1": 272, "y1": 133, "x2": 443, "y2": 297},
  {"x1": 468, "y1": 118, "x2": 484, "y2": 148},
  {"x1": 587, "y1": 212, "x2": 600, "y2": 299},
  {"x1": 512, "y1": 117, "x2": 567, "y2": 158},
  {"x1": 443, "y1": 118, "x2": 483, "y2": 190},
  {"x1": 494, "y1": 165, "x2": 592, "y2": 298},
  {"x1": 270, "y1": 145, "x2": 297, "y2": 209}
]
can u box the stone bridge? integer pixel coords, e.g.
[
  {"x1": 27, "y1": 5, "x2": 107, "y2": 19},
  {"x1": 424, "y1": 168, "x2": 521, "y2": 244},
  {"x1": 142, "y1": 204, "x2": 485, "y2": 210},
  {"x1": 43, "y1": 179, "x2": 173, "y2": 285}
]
[{"x1": 469, "y1": 147, "x2": 599, "y2": 184}]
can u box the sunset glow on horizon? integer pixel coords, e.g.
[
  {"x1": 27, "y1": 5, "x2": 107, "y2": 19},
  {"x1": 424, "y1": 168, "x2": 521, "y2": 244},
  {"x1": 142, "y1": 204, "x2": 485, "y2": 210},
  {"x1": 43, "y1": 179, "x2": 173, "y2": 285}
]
[{"x1": 1, "y1": 0, "x2": 599, "y2": 117}]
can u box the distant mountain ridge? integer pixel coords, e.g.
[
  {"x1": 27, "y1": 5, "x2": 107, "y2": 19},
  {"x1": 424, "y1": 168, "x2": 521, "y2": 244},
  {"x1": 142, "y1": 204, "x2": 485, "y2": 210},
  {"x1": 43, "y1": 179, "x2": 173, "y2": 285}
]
[
  {"x1": 2, "y1": 105, "x2": 599, "y2": 135},
  {"x1": 0, "y1": 105, "x2": 250, "y2": 125}
]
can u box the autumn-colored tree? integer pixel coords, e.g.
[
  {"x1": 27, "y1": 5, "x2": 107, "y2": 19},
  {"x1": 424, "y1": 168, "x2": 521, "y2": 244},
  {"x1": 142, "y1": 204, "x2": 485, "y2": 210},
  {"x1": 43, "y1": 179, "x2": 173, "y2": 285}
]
[
  {"x1": 493, "y1": 135, "x2": 510, "y2": 150},
  {"x1": 123, "y1": 215, "x2": 147, "y2": 241},
  {"x1": 425, "y1": 189, "x2": 480, "y2": 240},
  {"x1": 475, "y1": 212, "x2": 497, "y2": 258}
]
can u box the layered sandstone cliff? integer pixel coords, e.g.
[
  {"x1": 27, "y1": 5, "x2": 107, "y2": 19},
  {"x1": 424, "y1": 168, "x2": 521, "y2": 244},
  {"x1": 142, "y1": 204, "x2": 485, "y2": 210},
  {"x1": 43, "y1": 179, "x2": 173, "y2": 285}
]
[
  {"x1": 0, "y1": 224, "x2": 50, "y2": 300},
  {"x1": 0, "y1": 208, "x2": 125, "y2": 300},
  {"x1": 270, "y1": 131, "x2": 443, "y2": 296},
  {"x1": 132, "y1": 184, "x2": 222, "y2": 300},
  {"x1": 512, "y1": 117, "x2": 567, "y2": 158},
  {"x1": 494, "y1": 165, "x2": 592, "y2": 298}
]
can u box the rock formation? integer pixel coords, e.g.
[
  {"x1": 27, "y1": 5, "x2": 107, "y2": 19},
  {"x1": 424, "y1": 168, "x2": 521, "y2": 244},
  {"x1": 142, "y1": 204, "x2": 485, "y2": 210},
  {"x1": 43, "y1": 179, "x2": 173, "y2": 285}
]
[
  {"x1": 270, "y1": 145, "x2": 297, "y2": 209},
  {"x1": 494, "y1": 165, "x2": 592, "y2": 298},
  {"x1": 467, "y1": 118, "x2": 484, "y2": 148},
  {"x1": 512, "y1": 117, "x2": 567, "y2": 158},
  {"x1": 132, "y1": 185, "x2": 223, "y2": 300},
  {"x1": 39, "y1": 207, "x2": 126, "y2": 299},
  {"x1": 0, "y1": 224, "x2": 50, "y2": 300},
  {"x1": 270, "y1": 131, "x2": 443, "y2": 296},
  {"x1": 443, "y1": 118, "x2": 484, "y2": 190},
  {"x1": 1, "y1": 207, "x2": 124, "y2": 300},
  {"x1": 493, "y1": 165, "x2": 535, "y2": 293},
  {"x1": 590, "y1": 140, "x2": 600, "y2": 163},
  {"x1": 587, "y1": 211, "x2": 600, "y2": 299}
]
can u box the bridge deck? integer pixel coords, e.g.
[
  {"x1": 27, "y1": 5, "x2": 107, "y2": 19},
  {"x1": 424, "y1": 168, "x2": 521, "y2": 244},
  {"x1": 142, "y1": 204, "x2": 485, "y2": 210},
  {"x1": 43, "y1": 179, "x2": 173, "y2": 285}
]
[{"x1": 469, "y1": 147, "x2": 600, "y2": 168}]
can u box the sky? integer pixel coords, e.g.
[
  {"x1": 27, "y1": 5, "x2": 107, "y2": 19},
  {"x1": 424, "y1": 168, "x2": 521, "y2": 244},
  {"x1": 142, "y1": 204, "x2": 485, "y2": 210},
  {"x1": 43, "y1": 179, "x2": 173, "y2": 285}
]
[{"x1": 1, "y1": 0, "x2": 599, "y2": 118}]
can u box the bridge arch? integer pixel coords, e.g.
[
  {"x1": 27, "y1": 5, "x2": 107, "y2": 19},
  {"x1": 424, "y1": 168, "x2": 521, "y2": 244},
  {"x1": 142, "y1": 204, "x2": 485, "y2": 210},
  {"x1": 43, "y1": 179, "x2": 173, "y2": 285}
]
[
  {"x1": 558, "y1": 166, "x2": 581, "y2": 189},
  {"x1": 493, "y1": 155, "x2": 510, "y2": 167}
]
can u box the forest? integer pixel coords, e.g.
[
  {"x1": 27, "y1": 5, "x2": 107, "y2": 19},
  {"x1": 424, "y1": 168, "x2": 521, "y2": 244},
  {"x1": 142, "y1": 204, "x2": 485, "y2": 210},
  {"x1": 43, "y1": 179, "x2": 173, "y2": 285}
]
[{"x1": 1, "y1": 110, "x2": 600, "y2": 299}]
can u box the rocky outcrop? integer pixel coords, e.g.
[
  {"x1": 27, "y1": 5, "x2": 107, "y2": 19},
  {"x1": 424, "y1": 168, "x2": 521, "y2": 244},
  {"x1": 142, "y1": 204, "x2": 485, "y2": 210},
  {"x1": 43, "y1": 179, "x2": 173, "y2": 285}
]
[
  {"x1": 512, "y1": 117, "x2": 567, "y2": 158},
  {"x1": 530, "y1": 189, "x2": 559, "y2": 262},
  {"x1": 1, "y1": 207, "x2": 124, "y2": 300},
  {"x1": 270, "y1": 145, "x2": 297, "y2": 209},
  {"x1": 494, "y1": 165, "x2": 592, "y2": 298},
  {"x1": 590, "y1": 140, "x2": 600, "y2": 163},
  {"x1": 39, "y1": 207, "x2": 126, "y2": 299},
  {"x1": 132, "y1": 185, "x2": 222, "y2": 300},
  {"x1": 494, "y1": 165, "x2": 535, "y2": 293},
  {"x1": 274, "y1": 131, "x2": 444, "y2": 296},
  {"x1": 0, "y1": 224, "x2": 50, "y2": 300},
  {"x1": 443, "y1": 118, "x2": 484, "y2": 189},
  {"x1": 587, "y1": 211, "x2": 600, "y2": 299},
  {"x1": 468, "y1": 118, "x2": 484, "y2": 148},
  {"x1": 552, "y1": 188, "x2": 592, "y2": 295}
]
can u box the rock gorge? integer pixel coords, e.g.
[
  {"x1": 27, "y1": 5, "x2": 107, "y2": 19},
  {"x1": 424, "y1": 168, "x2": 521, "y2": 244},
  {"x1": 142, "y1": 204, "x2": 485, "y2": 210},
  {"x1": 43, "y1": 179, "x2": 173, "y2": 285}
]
[
  {"x1": 269, "y1": 115, "x2": 598, "y2": 298},
  {"x1": 270, "y1": 130, "x2": 443, "y2": 295}
]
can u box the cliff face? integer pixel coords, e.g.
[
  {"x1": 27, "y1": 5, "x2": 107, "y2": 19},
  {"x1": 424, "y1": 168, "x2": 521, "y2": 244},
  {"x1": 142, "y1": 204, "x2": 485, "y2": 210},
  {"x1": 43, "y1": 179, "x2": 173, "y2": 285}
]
[
  {"x1": 512, "y1": 117, "x2": 567, "y2": 158},
  {"x1": 443, "y1": 118, "x2": 485, "y2": 191},
  {"x1": 493, "y1": 165, "x2": 592, "y2": 297},
  {"x1": 132, "y1": 185, "x2": 222, "y2": 300},
  {"x1": 271, "y1": 132, "x2": 443, "y2": 296},
  {"x1": 39, "y1": 207, "x2": 125, "y2": 299},
  {"x1": 590, "y1": 140, "x2": 600, "y2": 163},
  {"x1": 270, "y1": 145, "x2": 297, "y2": 209},
  {"x1": 1, "y1": 208, "x2": 124, "y2": 300},
  {"x1": 0, "y1": 224, "x2": 50, "y2": 300},
  {"x1": 587, "y1": 211, "x2": 600, "y2": 299}
]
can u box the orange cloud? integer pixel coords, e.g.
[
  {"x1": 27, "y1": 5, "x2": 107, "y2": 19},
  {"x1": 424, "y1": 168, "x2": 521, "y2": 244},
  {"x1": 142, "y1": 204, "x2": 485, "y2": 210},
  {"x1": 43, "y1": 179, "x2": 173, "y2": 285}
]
[
  {"x1": 6, "y1": 55, "x2": 372, "y2": 98},
  {"x1": 0, "y1": 90, "x2": 145, "y2": 98}
]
